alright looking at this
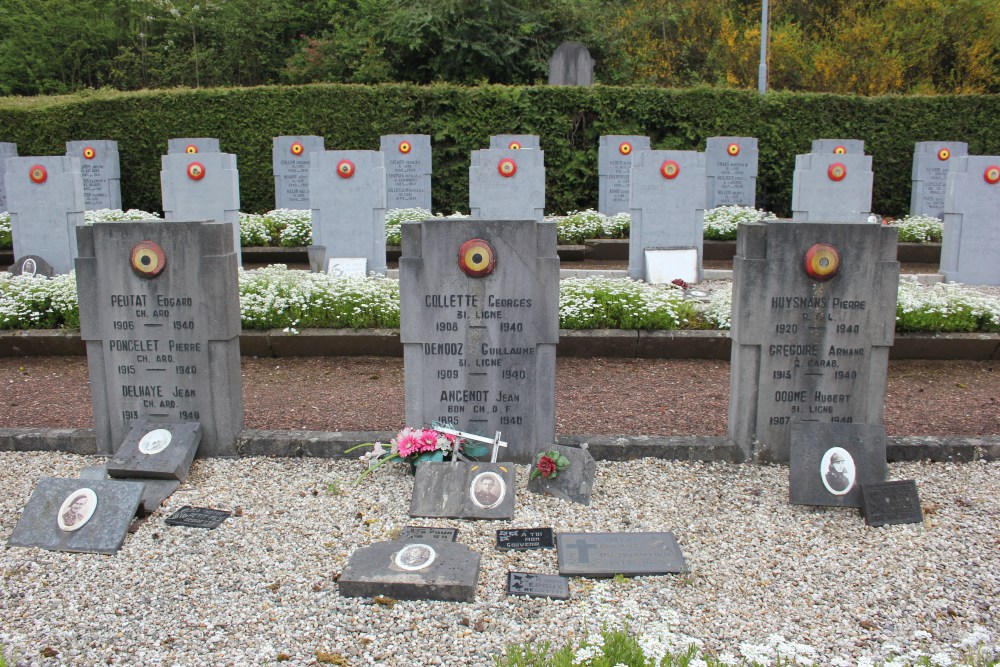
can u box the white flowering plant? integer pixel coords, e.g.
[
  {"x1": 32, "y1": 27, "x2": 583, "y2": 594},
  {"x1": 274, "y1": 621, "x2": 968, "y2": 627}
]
[
  {"x1": 84, "y1": 208, "x2": 161, "y2": 224},
  {"x1": 385, "y1": 208, "x2": 435, "y2": 246},
  {"x1": 559, "y1": 277, "x2": 706, "y2": 330},
  {"x1": 0, "y1": 212, "x2": 10, "y2": 249},
  {"x1": 887, "y1": 215, "x2": 944, "y2": 243},
  {"x1": 239, "y1": 212, "x2": 272, "y2": 246},
  {"x1": 703, "y1": 205, "x2": 778, "y2": 241},
  {"x1": 268, "y1": 209, "x2": 312, "y2": 247},
  {"x1": 0, "y1": 273, "x2": 79, "y2": 330},
  {"x1": 554, "y1": 210, "x2": 632, "y2": 244},
  {"x1": 896, "y1": 281, "x2": 1000, "y2": 332}
]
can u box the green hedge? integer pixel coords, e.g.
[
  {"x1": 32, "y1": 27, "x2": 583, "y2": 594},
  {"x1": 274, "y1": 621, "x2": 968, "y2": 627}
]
[{"x1": 1, "y1": 85, "x2": 998, "y2": 217}]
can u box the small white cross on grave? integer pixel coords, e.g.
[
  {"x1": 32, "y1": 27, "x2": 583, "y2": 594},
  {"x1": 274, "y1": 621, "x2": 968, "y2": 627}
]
[{"x1": 435, "y1": 426, "x2": 508, "y2": 463}]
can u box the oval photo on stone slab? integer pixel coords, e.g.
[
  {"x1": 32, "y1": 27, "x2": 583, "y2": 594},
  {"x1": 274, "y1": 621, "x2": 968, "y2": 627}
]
[
  {"x1": 57, "y1": 488, "x2": 98, "y2": 532},
  {"x1": 820, "y1": 447, "x2": 856, "y2": 496},
  {"x1": 394, "y1": 543, "x2": 437, "y2": 571},
  {"x1": 138, "y1": 428, "x2": 173, "y2": 455},
  {"x1": 470, "y1": 471, "x2": 505, "y2": 509}
]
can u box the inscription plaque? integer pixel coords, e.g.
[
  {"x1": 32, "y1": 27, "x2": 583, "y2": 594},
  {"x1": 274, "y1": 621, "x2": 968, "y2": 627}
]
[
  {"x1": 496, "y1": 528, "x2": 554, "y2": 551},
  {"x1": 910, "y1": 141, "x2": 968, "y2": 218},
  {"x1": 273, "y1": 135, "x2": 324, "y2": 209},
  {"x1": 380, "y1": 134, "x2": 432, "y2": 211},
  {"x1": 598, "y1": 135, "x2": 650, "y2": 215},
  {"x1": 66, "y1": 140, "x2": 122, "y2": 210},
  {"x1": 861, "y1": 480, "x2": 923, "y2": 527},
  {"x1": 556, "y1": 532, "x2": 687, "y2": 577},
  {"x1": 400, "y1": 526, "x2": 459, "y2": 542},
  {"x1": 165, "y1": 506, "x2": 231, "y2": 529},
  {"x1": 705, "y1": 136, "x2": 759, "y2": 208},
  {"x1": 507, "y1": 572, "x2": 570, "y2": 600}
]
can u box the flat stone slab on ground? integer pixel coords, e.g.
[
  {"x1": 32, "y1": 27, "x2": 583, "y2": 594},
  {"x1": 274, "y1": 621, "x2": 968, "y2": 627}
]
[
  {"x1": 7, "y1": 477, "x2": 143, "y2": 554},
  {"x1": 861, "y1": 480, "x2": 923, "y2": 527},
  {"x1": 339, "y1": 539, "x2": 481, "y2": 602},
  {"x1": 106, "y1": 421, "x2": 201, "y2": 482},
  {"x1": 164, "y1": 506, "x2": 231, "y2": 529},
  {"x1": 526, "y1": 444, "x2": 596, "y2": 505},
  {"x1": 496, "y1": 528, "x2": 554, "y2": 551},
  {"x1": 78, "y1": 464, "x2": 179, "y2": 516},
  {"x1": 507, "y1": 572, "x2": 570, "y2": 599},
  {"x1": 410, "y1": 462, "x2": 516, "y2": 520},
  {"x1": 789, "y1": 422, "x2": 888, "y2": 508},
  {"x1": 557, "y1": 531, "x2": 687, "y2": 577}
]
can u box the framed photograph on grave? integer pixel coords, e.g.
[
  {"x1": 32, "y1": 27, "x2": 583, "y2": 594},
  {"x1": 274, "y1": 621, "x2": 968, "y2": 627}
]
[
  {"x1": 410, "y1": 462, "x2": 516, "y2": 520},
  {"x1": 789, "y1": 422, "x2": 888, "y2": 508}
]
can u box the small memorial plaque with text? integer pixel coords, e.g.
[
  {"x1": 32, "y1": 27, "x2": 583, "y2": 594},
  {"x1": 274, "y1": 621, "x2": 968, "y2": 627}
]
[
  {"x1": 506, "y1": 572, "x2": 570, "y2": 600},
  {"x1": 496, "y1": 528, "x2": 554, "y2": 551},
  {"x1": 401, "y1": 526, "x2": 459, "y2": 542},
  {"x1": 861, "y1": 480, "x2": 923, "y2": 527},
  {"x1": 165, "y1": 506, "x2": 231, "y2": 529}
]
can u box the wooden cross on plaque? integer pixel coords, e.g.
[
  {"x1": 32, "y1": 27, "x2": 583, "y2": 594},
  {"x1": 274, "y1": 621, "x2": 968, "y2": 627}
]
[{"x1": 435, "y1": 426, "x2": 508, "y2": 462}]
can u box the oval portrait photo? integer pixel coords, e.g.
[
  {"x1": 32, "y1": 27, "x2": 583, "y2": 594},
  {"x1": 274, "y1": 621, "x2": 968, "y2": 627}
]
[
  {"x1": 820, "y1": 447, "x2": 856, "y2": 496},
  {"x1": 57, "y1": 488, "x2": 98, "y2": 532},
  {"x1": 469, "y1": 471, "x2": 505, "y2": 510},
  {"x1": 138, "y1": 428, "x2": 173, "y2": 455},
  {"x1": 394, "y1": 543, "x2": 437, "y2": 571}
]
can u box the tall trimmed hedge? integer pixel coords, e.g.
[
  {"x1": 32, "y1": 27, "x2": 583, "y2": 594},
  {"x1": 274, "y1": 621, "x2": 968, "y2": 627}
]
[{"x1": 1, "y1": 84, "x2": 998, "y2": 217}]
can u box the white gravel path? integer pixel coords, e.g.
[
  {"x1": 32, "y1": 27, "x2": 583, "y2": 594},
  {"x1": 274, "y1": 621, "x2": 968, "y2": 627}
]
[{"x1": 1, "y1": 453, "x2": 997, "y2": 666}]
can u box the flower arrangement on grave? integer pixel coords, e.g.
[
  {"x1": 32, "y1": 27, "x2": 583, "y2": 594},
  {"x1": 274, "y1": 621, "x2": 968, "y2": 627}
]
[
  {"x1": 345, "y1": 424, "x2": 490, "y2": 484},
  {"x1": 529, "y1": 449, "x2": 570, "y2": 481}
]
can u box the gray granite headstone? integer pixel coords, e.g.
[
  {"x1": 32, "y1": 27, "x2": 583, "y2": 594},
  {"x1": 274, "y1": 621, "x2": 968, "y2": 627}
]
[
  {"x1": 7, "y1": 477, "x2": 144, "y2": 554},
  {"x1": 339, "y1": 539, "x2": 481, "y2": 602},
  {"x1": 106, "y1": 420, "x2": 202, "y2": 481},
  {"x1": 78, "y1": 465, "x2": 181, "y2": 516},
  {"x1": 811, "y1": 139, "x2": 865, "y2": 155},
  {"x1": 66, "y1": 140, "x2": 122, "y2": 211},
  {"x1": 526, "y1": 444, "x2": 596, "y2": 506},
  {"x1": 705, "y1": 136, "x2": 759, "y2": 208},
  {"x1": 598, "y1": 135, "x2": 650, "y2": 215},
  {"x1": 410, "y1": 462, "x2": 516, "y2": 520},
  {"x1": 469, "y1": 149, "x2": 545, "y2": 223},
  {"x1": 5, "y1": 156, "x2": 85, "y2": 274},
  {"x1": 910, "y1": 141, "x2": 968, "y2": 218},
  {"x1": 788, "y1": 421, "x2": 888, "y2": 507},
  {"x1": 547, "y1": 41, "x2": 595, "y2": 86},
  {"x1": 75, "y1": 221, "x2": 243, "y2": 456},
  {"x1": 400, "y1": 218, "x2": 559, "y2": 463},
  {"x1": 309, "y1": 150, "x2": 386, "y2": 275},
  {"x1": 272, "y1": 135, "x2": 324, "y2": 209},
  {"x1": 507, "y1": 572, "x2": 570, "y2": 599},
  {"x1": 380, "y1": 134, "x2": 432, "y2": 211},
  {"x1": 728, "y1": 221, "x2": 899, "y2": 462},
  {"x1": 940, "y1": 156, "x2": 1000, "y2": 285},
  {"x1": 0, "y1": 141, "x2": 17, "y2": 210},
  {"x1": 160, "y1": 152, "x2": 241, "y2": 263},
  {"x1": 167, "y1": 138, "x2": 220, "y2": 155},
  {"x1": 489, "y1": 135, "x2": 540, "y2": 151},
  {"x1": 557, "y1": 532, "x2": 687, "y2": 577},
  {"x1": 7, "y1": 254, "x2": 54, "y2": 277},
  {"x1": 628, "y1": 150, "x2": 707, "y2": 282},
  {"x1": 791, "y1": 153, "x2": 873, "y2": 223}
]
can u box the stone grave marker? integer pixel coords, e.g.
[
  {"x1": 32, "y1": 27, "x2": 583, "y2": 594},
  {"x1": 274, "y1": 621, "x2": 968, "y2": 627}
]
[
  {"x1": 705, "y1": 136, "x2": 759, "y2": 208},
  {"x1": 788, "y1": 421, "x2": 888, "y2": 507},
  {"x1": 339, "y1": 539, "x2": 481, "y2": 602},
  {"x1": 469, "y1": 149, "x2": 545, "y2": 223},
  {"x1": 557, "y1": 532, "x2": 687, "y2": 577},
  {"x1": 78, "y1": 465, "x2": 180, "y2": 517},
  {"x1": 75, "y1": 220, "x2": 243, "y2": 456},
  {"x1": 0, "y1": 141, "x2": 17, "y2": 210},
  {"x1": 489, "y1": 135, "x2": 540, "y2": 151},
  {"x1": 165, "y1": 506, "x2": 231, "y2": 529},
  {"x1": 5, "y1": 156, "x2": 85, "y2": 274},
  {"x1": 728, "y1": 221, "x2": 899, "y2": 462},
  {"x1": 507, "y1": 572, "x2": 570, "y2": 600},
  {"x1": 308, "y1": 150, "x2": 386, "y2": 275},
  {"x1": 811, "y1": 139, "x2": 865, "y2": 155},
  {"x1": 910, "y1": 141, "x2": 968, "y2": 218},
  {"x1": 526, "y1": 443, "x2": 596, "y2": 506},
  {"x1": 7, "y1": 478, "x2": 144, "y2": 554},
  {"x1": 941, "y1": 156, "x2": 1000, "y2": 285},
  {"x1": 380, "y1": 134, "x2": 432, "y2": 211},
  {"x1": 66, "y1": 140, "x2": 122, "y2": 210},
  {"x1": 168, "y1": 138, "x2": 220, "y2": 155},
  {"x1": 105, "y1": 420, "x2": 202, "y2": 481},
  {"x1": 272, "y1": 135, "x2": 324, "y2": 210},
  {"x1": 628, "y1": 150, "x2": 707, "y2": 282},
  {"x1": 548, "y1": 41, "x2": 595, "y2": 86},
  {"x1": 410, "y1": 462, "x2": 516, "y2": 520},
  {"x1": 496, "y1": 528, "x2": 554, "y2": 551},
  {"x1": 7, "y1": 255, "x2": 54, "y2": 278},
  {"x1": 791, "y1": 153, "x2": 873, "y2": 223},
  {"x1": 861, "y1": 480, "x2": 923, "y2": 527},
  {"x1": 400, "y1": 218, "x2": 559, "y2": 462},
  {"x1": 161, "y1": 151, "x2": 241, "y2": 262},
  {"x1": 400, "y1": 526, "x2": 458, "y2": 542},
  {"x1": 598, "y1": 135, "x2": 650, "y2": 216}
]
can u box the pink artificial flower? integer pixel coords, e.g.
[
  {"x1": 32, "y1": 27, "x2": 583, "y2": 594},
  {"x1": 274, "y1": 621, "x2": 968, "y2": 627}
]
[
  {"x1": 392, "y1": 427, "x2": 420, "y2": 458},
  {"x1": 418, "y1": 429, "x2": 440, "y2": 452}
]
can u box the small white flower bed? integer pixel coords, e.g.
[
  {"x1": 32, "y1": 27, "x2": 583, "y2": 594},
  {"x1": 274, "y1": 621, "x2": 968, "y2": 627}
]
[
  {"x1": 554, "y1": 209, "x2": 630, "y2": 244},
  {"x1": 703, "y1": 205, "x2": 778, "y2": 241},
  {"x1": 83, "y1": 208, "x2": 160, "y2": 224},
  {"x1": 888, "y1": 214, "x2": 944, "y2": 243}
]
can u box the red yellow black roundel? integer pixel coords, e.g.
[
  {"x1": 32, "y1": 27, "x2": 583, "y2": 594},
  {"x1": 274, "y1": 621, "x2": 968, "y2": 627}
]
[
  {"x1": 727, "y1": 143, "x2": 740, "y2": 156},
  {"x1": 660, "y1": 160, "x2": 680, "y2": 179},
  {"x1": 498, "y1": 158, "x2": 517, "y2": 178},
  {"x1": 508, "y1": 141, "x2": 521, "y2": 150},
  {"x1": 290, "y1": 142, "x2": 304, "y2": 156},
  {"x1": 185, "y1": 144, "x2": 198, "y2": 154},
  {"x1": 399, "y1": 141, "x2": 412, "y2": 154},
  {"x1": 187, "y1": 162, "x2": 206, "y2": 181},
  {"x1": 833, "y1": 145, "x2": 847, "y2": 155},
  {"x1": 619, "y1": 142, "x2": 633, "y2": 155},
  {"x1": 937, "y1": 148, "x2": 951, "y2": 161},
  {"x1": 984, "y1": 165, "x2": 1000, "y2": 185},
  {"x1": 83, "y1": 147, "x2": 96, "y2": 160},
  {"x1": 459, "y1": 239, "x2": 497, "y2": 278},
  {"x1": 337, "y1": 159, "x2": 355, "y2": 178},
  {"x1": 828, "y1": 162, "x2": 847, "y2": 181},
  {"x1": 28, "y1": 165, "x2": 47, "y2": 184},
  {"x1": 804, "y1": 243, "x2": 841, "y2": 281},
  {"x1": 131, "y1": 241, "x2": 166, "y2": 278}
]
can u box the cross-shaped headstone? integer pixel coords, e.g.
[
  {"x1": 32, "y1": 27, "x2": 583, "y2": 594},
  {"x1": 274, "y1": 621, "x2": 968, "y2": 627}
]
[{"x1": 567, "y1": 538, "x2": 598, "y2": 564}]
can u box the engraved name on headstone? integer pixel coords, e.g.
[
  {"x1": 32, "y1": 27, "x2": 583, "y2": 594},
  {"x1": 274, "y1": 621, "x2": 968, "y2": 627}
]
[
  {"x1": 496, "y1": 528, "x2": 554, "y2": 551},
  {"x1": 66, "y1": 140, "x2": 122, "y2": 210},
  {"x1": 557, "y1": 532, "x2": 687, "y2": 577},
  {"x1": 507, "y1": 572, "x2": 570, "y2": 600},
  {"x1": 547, "y1": 42, "x2": 595, "y2": 86},
  {"x1": 728, "y1": 222, "x2": 899, "y2": 462},
  {"x1": 489, "y1": 135, "x2": 540, "y2": 151},
  {"x1": 0, "y1": 142, "x2": 17, "y2": 211},
  {"x1": 273, "y1": 135, "x2": 324, "y2": 210},
  {"x1": 791, "y1": 153, "x2": 873, "y2": 223},
  {"x1": 941, "y1": 156, "x2": 1000, "y2": 286},
  {"x1": 380, "y1": 134, "x2": 432, "y2": 211},
  {"x1": 910, "y1": 142, "x2": 968, "y2": 219},
  {"x1": 705, "y1": 136, "x2": 759, "y2": 208},
  {"x1": 168, "y1": 138, "x2": 220, "y2": 155},
  {"x1": 861, "y1": 480, "x2": 923, "y2": 527},
  {"x1": 75, "y1": 221, "x2": 243, "y2": 456},
  {"x1": 160, "y1": 152, "x2": 242, "y2": 263},
  {"x1": 598, "y1": 135, "x2": 650, "y2": 216},
  {"x1": 469, "y1": 149, "x2": 545, "y2": 223}
]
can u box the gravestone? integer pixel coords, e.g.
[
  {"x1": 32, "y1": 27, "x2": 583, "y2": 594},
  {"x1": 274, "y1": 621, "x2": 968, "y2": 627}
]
[
  {"x1": 165, "y1": 506, "x2": 231, "y2": 529},
  {"x1": 7, "y1": 478, "x2": 144, "y2": 554},
  {"x1": 728, "y1": 221, "x2": 899, "y2": 462},
  {"x1": 380, "y1": 134, "x2": 432, "y2": 211},
  {"x1": 910, "y1": 141, "x2": 968, "y2": 218},
  {"x1": 548, "y1": 41, "x2": 595, "y2": 86},
  {"x1": 791, "y1": 153, "x2": 873, "y2": 223},
  {"x1": 75, "y1": 220, "x2": 243, "y2": 456},
  {"x1": 7, "y1": 255, "x2": 54, "y2": 278},
  {"x1": 940, "y1": 156, "x2": 1000, "y2": 285},
  {"x1": 167, "y1": 138, "x2": 220, "y2": 155},
  {"x1": 66, "y1": 140, "x2": 122, "y2": 210},
  {"x1": 526, "y1": 443, "x2": 596, "y2": 506},
  {"x1": 272, "y1": 135, "x2": 324, "y2": 209},
  {"x1": 628, "y1": 150, "x2": 707, "y2": 282},
  {"x1": 496, "y1": 528, "x2": 554, "y2": 551},
  {"x1": 705, "y1": 136, "x2": 759, "y2": 208},
  {"x1": 5, "y1": 156, "x2": 85, "y2": 274},
  {"x1": 400, "y1": 526, "x2": 458, "y2": 542},
  {"x1": 861, "y1": 480, "x2": 923, "y2": 527},
  {"x1": 788, "y1": 421, "x2": 888, "y2": 507},
  {"x1": 598, "y1": 135, "x2": 651, "y2": 215},
  {"x1": 489, "y1": 135, "x2": 540, "y2": 151},
  {"x1": 507, "y1": 572, "x2": 570, "y2": 600},
  {"x1": 556, "y1": 532, "x2": 687, "y2": 577},
  {"x1": 79, "y1": 465, "x2": 180, "y2": 516},
  {"x1": 811, "y1": 139, "x2": 865, "y2": 155},
  {"x1": 410, "y1": 462, "x2": 516, "y2": 520},
  {"x1": 308, "y1": 150, "x2": 386, "y2": 275},
  {"x1": 469, "y1": 149, "x2": 545, "y2": 223},
  {"x1": 400, "y1": 218, "x2": 559, "y2": 463},
  {"x1": 0, "y1": 142, "x2": 19, "y2": 211},
  {"x1": 160, "y1": 151, "x2": 241, "y2": 262},
  {"x1": 339, "y1": 539, "x2": 481, "y2": 602},
  {"x1": 105, "y1": 420, "x2": 202, "y2": 481}
]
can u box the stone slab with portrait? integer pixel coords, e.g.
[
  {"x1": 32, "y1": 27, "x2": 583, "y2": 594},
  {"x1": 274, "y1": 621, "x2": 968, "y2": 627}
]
[
  {"x1": 80, "y1": 464, "x2": 180, "y2": 516},
  {"x1": 409, "y1": 462, "x2": 516, "y2": 520},
  {"x1": 788, "y1": 422, "x2": 888, "y2": 508},
  {"x1": 338, "y1": 539, "x2": 481, "y2": 602},
  {"x1": 105, "y1": 420, "x2": 202, "y2": 482},
  {"x1": 7, "y1": 477, "x2": 144, "y2": 554}
]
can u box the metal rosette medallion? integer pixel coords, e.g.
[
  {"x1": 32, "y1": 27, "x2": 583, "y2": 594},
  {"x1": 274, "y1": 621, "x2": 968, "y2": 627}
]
[
  {"x1": 619, "y1": 142, "x2": 633, "y2": 155},
  {"x1": 497, "y1": 158, "x2": 517, "y2": 178},
  {"x1": 337, "y1": 159, "x2": 355, "y2": 178},
  {"x1": 83, "y1": 146, "x2": 96, "y2": 160},
  {"x1": 131, "y1": 240, "x2": 166, "y2": 278},
  {"x1": 187, "y1": 162, "x2": 206, "y2": 181},
  {"x1": 833, "y1": 145, "x2": 847, "y2": 155},
  {"x1": 398, "y1": 140, "x2": 412, "y2": 154},
  {"x1": 508, "y1": 141, "x2": 522, "y2": 150},
  {"x1": 185, "y1": 144, "x2": 199, "y2": 154},
  {"x1": 937, "y1": 147, "x2": 951, "y2": 161},
  {"x1": 984, "y1": 165, "x2": 1000, "y2": 185},
  {"x1": 459, "y1": 239, "x2": 497, "y2": 278},
  {"x1": 804, "y1": 243, "x2": 840, "y2": 282},
  {"x1": 828, "y1": 162, "x2": 847, "y2": 181},
  {"x1": 290, "y1": 141, "x2": 304, "y2": 156},
  {"x1": 727, "y1": 143, "x2": 740, "y2": 156},
  {"x1": 660, "y1": 160, "x2": 680, "y2": 179},
  {"x1": 29, "y1": 164, "x2": 47, "y2": 184}
]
